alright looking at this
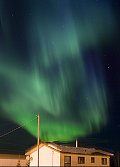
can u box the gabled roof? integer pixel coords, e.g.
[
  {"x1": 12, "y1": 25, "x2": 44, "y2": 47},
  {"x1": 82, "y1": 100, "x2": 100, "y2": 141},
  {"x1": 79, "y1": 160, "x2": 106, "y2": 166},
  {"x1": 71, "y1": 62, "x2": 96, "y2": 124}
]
[
  {"x1": 25, "y1": 142, "x2": 113, "y2": 156},
  {"x1": 47, "y1": 143, "x2": 113, "y2": 156}
]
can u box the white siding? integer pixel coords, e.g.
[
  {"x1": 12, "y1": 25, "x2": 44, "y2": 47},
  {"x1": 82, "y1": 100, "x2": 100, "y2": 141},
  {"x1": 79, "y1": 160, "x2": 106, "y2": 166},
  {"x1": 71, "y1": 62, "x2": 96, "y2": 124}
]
[{"x1": 30, "y1": 145, "x2": 60, "y2": 166}]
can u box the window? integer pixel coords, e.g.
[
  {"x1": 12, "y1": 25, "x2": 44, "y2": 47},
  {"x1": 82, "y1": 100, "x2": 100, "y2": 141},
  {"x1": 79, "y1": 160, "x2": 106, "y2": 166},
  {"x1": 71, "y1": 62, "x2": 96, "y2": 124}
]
[
  {"x1": 64, "y1": 156, "x2": 71, "y2": 166},
  {"x1": 91, "y1": 157, "x2": 95, "y2": 163},
  {"x1": 101, "y1": 158, "x2": 107, "y2": 165},
  {"x1": 78, "y1": 157, "x2": 85, "y2": 164}
]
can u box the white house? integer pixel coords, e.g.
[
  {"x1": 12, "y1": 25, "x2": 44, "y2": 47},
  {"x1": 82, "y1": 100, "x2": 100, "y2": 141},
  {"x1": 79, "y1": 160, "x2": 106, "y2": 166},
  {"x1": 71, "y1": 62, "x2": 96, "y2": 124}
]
[
  {"x1": 25, "y1": 142, "x2": 113, "y2": 166},
  {"x1": 0, "y1": 153, "x2": 26, "y2": 166}
]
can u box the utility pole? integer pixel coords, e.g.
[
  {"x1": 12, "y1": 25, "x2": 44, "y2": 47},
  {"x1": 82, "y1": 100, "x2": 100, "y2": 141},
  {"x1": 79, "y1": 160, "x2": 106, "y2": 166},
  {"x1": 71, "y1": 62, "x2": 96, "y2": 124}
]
[{"x1": 37, "y1": 114, "x2": 40, "y2": 167}]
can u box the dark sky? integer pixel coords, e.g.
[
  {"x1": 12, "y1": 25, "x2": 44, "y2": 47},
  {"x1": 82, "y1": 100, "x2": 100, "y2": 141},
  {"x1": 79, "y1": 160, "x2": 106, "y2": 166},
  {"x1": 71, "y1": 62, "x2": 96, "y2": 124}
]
[{"x1": 0, "y1": 0, "x2": 120, "y2": 154}]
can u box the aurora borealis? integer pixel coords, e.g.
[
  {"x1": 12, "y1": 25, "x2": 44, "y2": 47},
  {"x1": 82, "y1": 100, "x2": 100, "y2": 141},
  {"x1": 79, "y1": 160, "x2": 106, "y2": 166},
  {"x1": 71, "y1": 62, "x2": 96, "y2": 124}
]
[{"x1": 0, "y1": 0, "x2": 120, "y2": 148}]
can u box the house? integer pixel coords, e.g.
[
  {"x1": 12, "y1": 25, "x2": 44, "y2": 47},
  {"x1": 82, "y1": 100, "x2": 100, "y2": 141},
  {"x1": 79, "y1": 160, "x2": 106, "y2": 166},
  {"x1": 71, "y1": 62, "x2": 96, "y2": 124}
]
[
  {"x1": 25, "y1": 142, "x2": 113, "y2": 166},
  {"x1": 0, "y1": 153, "x2": 27, "y2": 166}
]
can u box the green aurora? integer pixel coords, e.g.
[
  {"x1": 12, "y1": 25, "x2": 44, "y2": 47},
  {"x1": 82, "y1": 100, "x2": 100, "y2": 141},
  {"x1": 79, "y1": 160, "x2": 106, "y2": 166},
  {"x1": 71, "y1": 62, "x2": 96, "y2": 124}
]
[{"x1": 0, "y1": 0, "x2": 116, "y2": 141}]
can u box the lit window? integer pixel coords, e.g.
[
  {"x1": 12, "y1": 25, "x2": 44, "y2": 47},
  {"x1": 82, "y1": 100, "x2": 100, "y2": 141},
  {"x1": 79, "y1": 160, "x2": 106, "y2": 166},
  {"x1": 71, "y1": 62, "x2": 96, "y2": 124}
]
[
  {"x1": 64, "y1": 156, "x2": 71, "y2": 166},
  {"x1": 101, "y1": 158, "x2": 107, "y2": 165},
  {"x1": 91, "y1": 157, "x2": 95, "y2": 163},
  {"x1": 78, "y1": 157, "x2": 85, "y2": 164}
]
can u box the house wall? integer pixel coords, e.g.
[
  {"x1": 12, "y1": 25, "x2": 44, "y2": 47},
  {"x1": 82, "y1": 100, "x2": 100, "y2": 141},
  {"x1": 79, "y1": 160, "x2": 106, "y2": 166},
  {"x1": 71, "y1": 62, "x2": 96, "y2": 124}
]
[
  {"x1": 60, "y1": 153, "x2": 110, "y2": 166},
  {"x1": 30, "y1": 145, "x2": 60, "y2": 166},
  {"x1": 0, "y1": 154, "x2": 26, "y2": 166}
]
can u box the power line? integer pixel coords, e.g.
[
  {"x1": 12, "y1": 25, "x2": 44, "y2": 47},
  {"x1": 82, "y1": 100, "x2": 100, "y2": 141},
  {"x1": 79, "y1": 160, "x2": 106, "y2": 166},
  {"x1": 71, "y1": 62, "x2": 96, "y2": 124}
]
[{"x1": 0, "y1": 115, "x2": 37, "y2": 139}]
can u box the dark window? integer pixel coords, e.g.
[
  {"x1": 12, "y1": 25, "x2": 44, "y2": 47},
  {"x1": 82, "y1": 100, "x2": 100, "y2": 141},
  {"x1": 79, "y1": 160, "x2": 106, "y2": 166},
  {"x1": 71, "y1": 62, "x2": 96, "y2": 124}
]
[
  {"x1": 64, "y1": 156, "x2": 71, "y2": 166},
  {"x1": 78, "y1": 157, "x2": 85, "y2": 164},
  {"x1": 91, "y1": 157, "x2": 95, "y2": 163},
  {"x1": 101, "y1": 158, "x2": 107, "y2": 165}
]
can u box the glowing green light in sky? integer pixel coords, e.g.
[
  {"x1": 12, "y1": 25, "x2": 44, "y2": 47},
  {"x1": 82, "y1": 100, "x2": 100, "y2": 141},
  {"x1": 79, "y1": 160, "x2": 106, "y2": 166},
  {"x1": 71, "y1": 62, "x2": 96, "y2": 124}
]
[{"x1": 0, "y1": 0, "x2": 116, "y2": 141}]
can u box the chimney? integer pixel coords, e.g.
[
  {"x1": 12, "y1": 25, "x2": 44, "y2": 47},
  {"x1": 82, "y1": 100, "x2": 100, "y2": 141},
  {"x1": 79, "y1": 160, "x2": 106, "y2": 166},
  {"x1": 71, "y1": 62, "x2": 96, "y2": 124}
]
[{"x1": 76, "y1": 139, "x2": 78, "y2": 147}]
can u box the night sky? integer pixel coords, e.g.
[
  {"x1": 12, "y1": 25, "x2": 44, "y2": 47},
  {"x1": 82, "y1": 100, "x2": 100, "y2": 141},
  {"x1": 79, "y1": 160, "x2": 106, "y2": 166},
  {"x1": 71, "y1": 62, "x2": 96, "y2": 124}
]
[{"x1": 0, "y1": 0, "x2": 120, "y2": 154}]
